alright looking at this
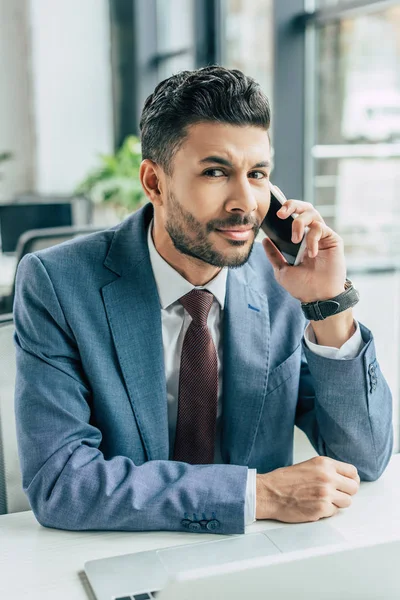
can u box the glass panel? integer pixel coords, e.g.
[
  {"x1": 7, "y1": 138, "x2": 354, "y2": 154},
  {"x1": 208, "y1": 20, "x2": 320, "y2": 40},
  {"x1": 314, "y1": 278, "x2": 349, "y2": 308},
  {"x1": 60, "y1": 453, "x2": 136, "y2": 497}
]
[
  {"x1": 156, "y1": 0, "x2": 196, "y2": 81},
  {"x1": 313, "y1": 5, "x2": 400, "y2": 263},
  {"x1": 220, "y1": 0, "x2": 273, "y2": 103},
  {"x1": 316, "y1": 0, "x2": 370, "y2": 7},
  {"x1": 314, "y1": 157, "x2": 400, "y2": 263},
  {"x1": 310, "y1": 4, "x2": 400, "y2": 451},
  {"x1": 317, "y1": 6, "x2": 400, "y2": 146}
]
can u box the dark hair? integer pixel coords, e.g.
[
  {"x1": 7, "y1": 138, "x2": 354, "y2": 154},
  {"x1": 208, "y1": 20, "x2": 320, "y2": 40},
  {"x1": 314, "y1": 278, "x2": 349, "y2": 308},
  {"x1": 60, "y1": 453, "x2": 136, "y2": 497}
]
[{"x1": 139, "y1": 65, "x2": 271, "y2": 175}]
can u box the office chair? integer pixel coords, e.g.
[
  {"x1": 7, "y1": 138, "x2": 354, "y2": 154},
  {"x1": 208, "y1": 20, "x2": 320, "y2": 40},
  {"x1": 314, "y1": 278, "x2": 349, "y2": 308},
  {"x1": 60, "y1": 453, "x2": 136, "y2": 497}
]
[
  {"x1": 0, "y1": 224, "x2": 105, "y2": 314},
  {"x1": 0, "y1": 313, "x2": 14, "y2": 327}
]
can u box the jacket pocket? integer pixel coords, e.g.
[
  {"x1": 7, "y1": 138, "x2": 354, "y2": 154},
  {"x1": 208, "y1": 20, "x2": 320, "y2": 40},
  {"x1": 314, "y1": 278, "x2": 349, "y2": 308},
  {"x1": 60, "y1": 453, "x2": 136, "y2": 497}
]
[{"x1": 266, "y1": 343, "x2": 302, "y2": 395}]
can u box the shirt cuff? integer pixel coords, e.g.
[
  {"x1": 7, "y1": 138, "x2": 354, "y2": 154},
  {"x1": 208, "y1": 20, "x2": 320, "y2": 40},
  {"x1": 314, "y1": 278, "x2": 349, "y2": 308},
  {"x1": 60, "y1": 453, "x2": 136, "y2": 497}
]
[
  {"x1": 245, "y1": 468, "x2": 257, "y2": 525},
  {"x1": 304, "y1": 320, "x2": 365, "y2": 359}
]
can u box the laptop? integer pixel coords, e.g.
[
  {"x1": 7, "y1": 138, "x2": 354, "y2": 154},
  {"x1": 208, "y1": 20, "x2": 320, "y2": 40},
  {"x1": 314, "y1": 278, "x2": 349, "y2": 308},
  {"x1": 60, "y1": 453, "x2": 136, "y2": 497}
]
[
  {"x1": 85, "y1": 520, "x2": 347, "y2": 600},
  {"x1": 159, "y1": 537, "x2": 400, "y2": 600}
]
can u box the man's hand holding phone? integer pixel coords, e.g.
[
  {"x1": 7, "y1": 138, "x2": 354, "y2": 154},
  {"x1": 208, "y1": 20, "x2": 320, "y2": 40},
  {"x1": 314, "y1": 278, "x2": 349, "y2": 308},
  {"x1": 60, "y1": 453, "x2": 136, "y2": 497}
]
[
  {"x1": 262, "y1": 185, "x2": 347, "y2": 304},
  {"x1": 262, "y1": 184, "x2": 356, "y2": 348}
]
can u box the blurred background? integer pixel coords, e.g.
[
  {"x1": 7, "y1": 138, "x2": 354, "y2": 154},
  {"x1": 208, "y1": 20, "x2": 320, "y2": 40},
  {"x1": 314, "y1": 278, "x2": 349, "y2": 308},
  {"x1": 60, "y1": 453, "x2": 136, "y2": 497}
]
[{"x1": 1, "y1": 0, "x2": 400, "y2": 448}]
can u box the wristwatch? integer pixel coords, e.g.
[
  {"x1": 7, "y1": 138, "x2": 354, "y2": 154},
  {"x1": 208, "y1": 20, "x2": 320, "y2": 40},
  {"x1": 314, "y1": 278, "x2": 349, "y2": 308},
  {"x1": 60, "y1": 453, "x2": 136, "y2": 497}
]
[{"x1": 301, "y1": 279, "x2": 360, "y2": 321}]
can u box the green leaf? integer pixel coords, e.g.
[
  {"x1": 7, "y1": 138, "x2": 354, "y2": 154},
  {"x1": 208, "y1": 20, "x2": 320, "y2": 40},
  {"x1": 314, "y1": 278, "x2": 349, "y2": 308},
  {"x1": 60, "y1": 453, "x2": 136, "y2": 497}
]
[{"x1": 75, "y1": 135, "x2": 145, "y2": 211}]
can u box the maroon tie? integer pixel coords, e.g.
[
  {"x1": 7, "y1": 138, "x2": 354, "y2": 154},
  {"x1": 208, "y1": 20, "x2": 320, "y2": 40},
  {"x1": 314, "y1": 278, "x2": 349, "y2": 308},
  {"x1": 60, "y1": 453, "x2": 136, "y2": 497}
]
[{"x1": 173, "y1": 289, "x2": 218, "y2": 464}]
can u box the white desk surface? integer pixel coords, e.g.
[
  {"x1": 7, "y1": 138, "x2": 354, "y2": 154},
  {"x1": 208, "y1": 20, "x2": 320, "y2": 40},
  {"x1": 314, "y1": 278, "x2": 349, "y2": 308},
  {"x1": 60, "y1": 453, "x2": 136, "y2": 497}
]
[{"x1": 2, "y1": 454, "x2": 400, "y2": 600}]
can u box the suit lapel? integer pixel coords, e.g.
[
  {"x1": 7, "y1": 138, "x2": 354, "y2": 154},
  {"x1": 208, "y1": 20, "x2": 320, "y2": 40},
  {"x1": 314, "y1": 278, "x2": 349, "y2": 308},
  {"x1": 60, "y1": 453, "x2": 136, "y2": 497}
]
[
  {"x1": 221, "y1": 264, "x2": 270, "y2": 466},
  {"x1": 101, "y1": 205, "x2": 169, "y2": 461}
]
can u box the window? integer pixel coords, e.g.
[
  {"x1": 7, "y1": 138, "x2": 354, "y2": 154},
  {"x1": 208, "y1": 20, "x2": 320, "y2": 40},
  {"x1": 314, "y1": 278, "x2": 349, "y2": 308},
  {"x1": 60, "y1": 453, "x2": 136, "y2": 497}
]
[
  {"x1": 110, "y1": 0, "x2": 215, "y2": 142},
  {"x1": 312, "y1": 5, "x2": 400, "y2": 263},
  {"x1": 220, "y1": 0, "x2": 274, "y2": 103},
  {"x1": 155, "y1": 0, "x2": 196, "y2": 81},
  {"x1": 305, "y1": 1, "x2": 400, "y2": 450},
  {"x1": 317, "y1": 0, "x2": 364, "y2": 6}
]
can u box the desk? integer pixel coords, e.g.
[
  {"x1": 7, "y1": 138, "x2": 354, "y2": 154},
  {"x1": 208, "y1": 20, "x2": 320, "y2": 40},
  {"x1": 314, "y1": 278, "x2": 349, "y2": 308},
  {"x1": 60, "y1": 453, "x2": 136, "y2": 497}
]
[{"x1": 1, "y1": 454, "x2": 400, "y2": 600}]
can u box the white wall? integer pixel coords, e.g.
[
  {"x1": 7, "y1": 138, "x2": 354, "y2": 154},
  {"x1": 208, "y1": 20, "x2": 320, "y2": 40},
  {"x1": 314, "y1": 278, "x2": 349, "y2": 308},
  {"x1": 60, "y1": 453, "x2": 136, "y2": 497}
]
[
  {"x1": 28, "y1": 0, "x2": 114, "y2": 194},
  {"x1": 0, "y1": 0, "x2": 35, "y2": 200},
  {"x1": 0, "y1": 0, "x2": 114, "y2": 200}
]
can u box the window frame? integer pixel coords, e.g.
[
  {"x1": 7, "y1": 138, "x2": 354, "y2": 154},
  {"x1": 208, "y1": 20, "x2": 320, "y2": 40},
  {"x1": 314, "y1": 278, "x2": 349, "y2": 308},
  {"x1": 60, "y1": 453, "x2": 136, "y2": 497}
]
[
  {"x1": 272, "y1": 0, "x2": 398, "y2": 202},
  {"x1": 109, "y1": 0, "x2": 221, "y2": 145}
]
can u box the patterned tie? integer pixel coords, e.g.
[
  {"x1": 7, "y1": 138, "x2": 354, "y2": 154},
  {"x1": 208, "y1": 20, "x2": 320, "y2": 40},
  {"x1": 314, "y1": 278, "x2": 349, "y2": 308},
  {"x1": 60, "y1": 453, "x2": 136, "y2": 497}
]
[{"x1": 173, "y1": 289, "x2": 219, "y2": 464}]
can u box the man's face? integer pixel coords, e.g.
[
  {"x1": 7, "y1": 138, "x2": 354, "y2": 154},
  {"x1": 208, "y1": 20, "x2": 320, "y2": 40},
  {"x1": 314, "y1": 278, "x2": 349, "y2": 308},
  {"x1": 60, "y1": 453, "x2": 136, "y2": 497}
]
[{"x1": 158, "y1": 122, "x2": 271, "y2": 268}]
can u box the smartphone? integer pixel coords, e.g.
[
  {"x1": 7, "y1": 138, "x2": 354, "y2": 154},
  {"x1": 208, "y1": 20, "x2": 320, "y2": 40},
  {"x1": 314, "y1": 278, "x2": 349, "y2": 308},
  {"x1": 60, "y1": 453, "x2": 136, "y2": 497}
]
[{"x1": 261, "y1": 182, "x2": 308, "y2": 266}]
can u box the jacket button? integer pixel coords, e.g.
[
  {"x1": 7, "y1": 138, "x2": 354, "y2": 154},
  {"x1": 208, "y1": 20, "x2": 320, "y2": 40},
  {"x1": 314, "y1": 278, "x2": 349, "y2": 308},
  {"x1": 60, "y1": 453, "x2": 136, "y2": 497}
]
[
  {"x1": 206, "y1": 519, "x2": 220, "y2": 531},
  {"x1": 369, "y1": 364, "x2": 376, "y2": 374},
  {"x1": 199, "y1": 520, "x2": 209, "y2": 529},
  {"x1": 181, "y1": 519, "x2": 191, "y2": 529},
  {"x1": 188, "y1": 522, "x2": 201, "y2": 532}
]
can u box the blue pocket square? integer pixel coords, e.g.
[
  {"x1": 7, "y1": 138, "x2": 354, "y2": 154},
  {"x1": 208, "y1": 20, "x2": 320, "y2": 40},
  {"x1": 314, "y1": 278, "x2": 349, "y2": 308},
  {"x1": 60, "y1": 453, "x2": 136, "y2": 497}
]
[{"x1": 248, "y1": 304, "x2": 260, "y2": 312}]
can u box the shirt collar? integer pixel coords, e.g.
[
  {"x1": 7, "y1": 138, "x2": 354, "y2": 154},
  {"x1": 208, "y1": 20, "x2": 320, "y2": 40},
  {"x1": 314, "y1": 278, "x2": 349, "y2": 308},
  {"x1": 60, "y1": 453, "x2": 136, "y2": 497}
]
[{"x1": 147, "y1": 220, "x2": 227, "y2": 310}]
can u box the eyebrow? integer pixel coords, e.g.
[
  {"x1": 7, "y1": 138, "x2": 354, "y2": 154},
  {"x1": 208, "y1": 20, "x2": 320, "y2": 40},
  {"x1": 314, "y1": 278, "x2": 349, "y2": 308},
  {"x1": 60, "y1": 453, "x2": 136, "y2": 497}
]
[{"x1": 199, "y1": 155, "x2": 271, "y2": 169}]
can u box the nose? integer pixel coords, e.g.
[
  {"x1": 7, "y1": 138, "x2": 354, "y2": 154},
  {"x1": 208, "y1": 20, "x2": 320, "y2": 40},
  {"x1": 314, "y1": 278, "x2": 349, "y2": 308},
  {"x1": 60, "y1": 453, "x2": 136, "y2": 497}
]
[{"x1": 225, "y1": 175, "x2": 258, "y2": 215}]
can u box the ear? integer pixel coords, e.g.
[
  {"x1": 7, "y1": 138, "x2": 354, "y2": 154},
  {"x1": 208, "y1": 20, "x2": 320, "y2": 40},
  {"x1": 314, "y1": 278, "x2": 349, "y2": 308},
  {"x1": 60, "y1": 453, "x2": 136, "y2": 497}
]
[{"x1": 139, "y1": 159, "x2": 164, "y2": 206}]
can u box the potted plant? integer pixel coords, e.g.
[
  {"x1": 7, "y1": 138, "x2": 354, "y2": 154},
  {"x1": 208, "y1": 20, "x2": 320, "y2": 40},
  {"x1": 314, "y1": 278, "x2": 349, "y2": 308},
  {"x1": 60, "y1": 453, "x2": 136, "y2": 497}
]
[{"x1": 76, "y1": 136, "x2": 146, "y2": 220}]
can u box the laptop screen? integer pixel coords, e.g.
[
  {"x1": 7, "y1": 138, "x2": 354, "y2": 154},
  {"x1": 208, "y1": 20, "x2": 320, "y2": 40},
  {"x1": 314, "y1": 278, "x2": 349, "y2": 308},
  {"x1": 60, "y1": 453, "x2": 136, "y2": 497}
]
[{"x1": 0, "y1": 203, "x2": 72, "y2": 253}]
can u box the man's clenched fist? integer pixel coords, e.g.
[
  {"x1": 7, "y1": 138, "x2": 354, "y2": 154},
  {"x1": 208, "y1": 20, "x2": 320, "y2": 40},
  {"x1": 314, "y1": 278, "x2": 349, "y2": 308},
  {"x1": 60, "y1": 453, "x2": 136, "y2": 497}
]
[{"x1": 256, "y1": 456, "x2": 360, "y2": 522}]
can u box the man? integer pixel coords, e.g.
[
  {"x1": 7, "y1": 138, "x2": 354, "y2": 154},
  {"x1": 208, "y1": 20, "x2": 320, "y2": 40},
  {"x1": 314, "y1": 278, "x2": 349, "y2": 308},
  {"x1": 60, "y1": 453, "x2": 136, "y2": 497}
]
[{"x1": 14, "y1": 66, "x2": 392, "y2": 535}]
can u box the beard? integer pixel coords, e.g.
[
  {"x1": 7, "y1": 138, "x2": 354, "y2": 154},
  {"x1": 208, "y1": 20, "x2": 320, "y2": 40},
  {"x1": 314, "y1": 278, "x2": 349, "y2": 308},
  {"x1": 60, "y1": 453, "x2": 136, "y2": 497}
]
[{"x1": 164, "y1": 190, "x2": 260, "y2": 268}]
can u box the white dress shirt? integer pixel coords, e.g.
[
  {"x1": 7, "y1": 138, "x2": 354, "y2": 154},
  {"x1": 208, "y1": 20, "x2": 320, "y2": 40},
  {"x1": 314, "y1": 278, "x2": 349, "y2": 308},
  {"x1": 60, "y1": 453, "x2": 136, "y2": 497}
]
[{"x1": 147, "y1": 222, "x2": 364, "y2": 524}]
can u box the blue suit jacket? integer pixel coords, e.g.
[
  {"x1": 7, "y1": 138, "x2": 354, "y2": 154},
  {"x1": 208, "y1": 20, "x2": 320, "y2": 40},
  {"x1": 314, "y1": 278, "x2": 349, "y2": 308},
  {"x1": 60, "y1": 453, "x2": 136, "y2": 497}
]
[{"x1": 14, "y1": 203, "x2": 393, "y2": 534}]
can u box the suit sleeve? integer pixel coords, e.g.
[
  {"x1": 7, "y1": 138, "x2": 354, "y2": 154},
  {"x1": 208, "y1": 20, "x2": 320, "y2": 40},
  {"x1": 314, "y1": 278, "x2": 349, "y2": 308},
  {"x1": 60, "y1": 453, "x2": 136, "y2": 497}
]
[
  {"x1": 13, "y1": 253, "x2": 247, "y2": 533},
  {"x1": 295, "y1": 329, "x2": 393, "y2": 481}
]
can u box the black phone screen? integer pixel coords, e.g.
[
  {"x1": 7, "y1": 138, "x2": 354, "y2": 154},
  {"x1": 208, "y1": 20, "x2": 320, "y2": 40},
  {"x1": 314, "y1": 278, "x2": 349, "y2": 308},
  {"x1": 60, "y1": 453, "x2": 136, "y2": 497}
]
[{"x1": 260, "y1": 191, "x2": 302, "y2": 265}]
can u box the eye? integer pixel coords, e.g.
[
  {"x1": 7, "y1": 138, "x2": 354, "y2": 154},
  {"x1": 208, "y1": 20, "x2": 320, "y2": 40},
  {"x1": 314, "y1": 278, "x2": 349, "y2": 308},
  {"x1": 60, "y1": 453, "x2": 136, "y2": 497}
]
[
  {"x1": 203, "y1": 168, "x2": 226, "y2": 178},
  {"x1": 248, "y1": 171, "x2": 268, "y2": 180}
]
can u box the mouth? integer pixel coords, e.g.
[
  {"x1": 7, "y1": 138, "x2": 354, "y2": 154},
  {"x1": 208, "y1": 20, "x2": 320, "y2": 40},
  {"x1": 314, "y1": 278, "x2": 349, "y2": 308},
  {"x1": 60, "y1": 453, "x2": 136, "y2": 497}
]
[{"x1": 215, "y1": 227, "x2": 254, "y2": 241}]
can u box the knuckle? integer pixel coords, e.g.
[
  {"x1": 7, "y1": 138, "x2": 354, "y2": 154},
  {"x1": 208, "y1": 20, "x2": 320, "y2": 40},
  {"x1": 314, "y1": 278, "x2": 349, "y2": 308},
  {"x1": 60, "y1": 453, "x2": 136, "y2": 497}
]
[
  {"x1": 311, "y1": 220, "x2": 323, "y2": 231},
  {"x1": 309, "y1": 222, "x2": 321, "y2": 232},
  {"x1": 316, "y1": 484, "x2": 331, "y2": 499},
  {"x1": 316, "y1": 470, "x2": 330, "y2": 484},
  {"x1": 314, "y1": 456, "x2": 332, "y2": 472},
  {"x1": 317, "y1": 500, "x2": 330, "y2": 514}
]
